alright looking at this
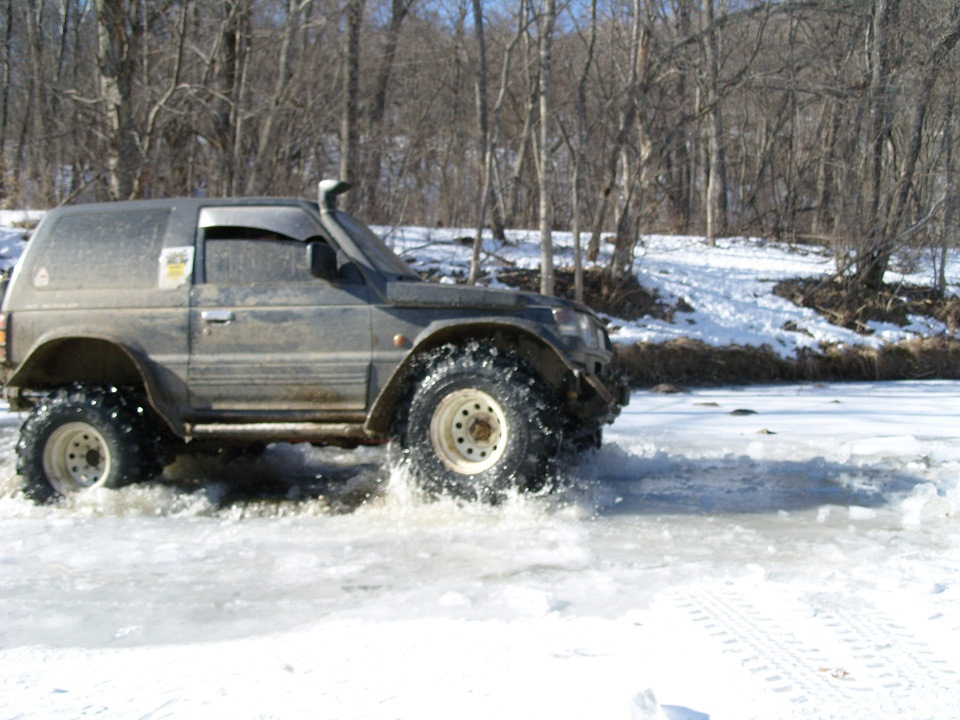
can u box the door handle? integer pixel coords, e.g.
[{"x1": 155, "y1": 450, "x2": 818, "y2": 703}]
[{"x1": 201, "y1": 310, "x2": 235, "y2": 324}]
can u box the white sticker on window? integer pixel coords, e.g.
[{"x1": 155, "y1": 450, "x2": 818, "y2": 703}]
[{"x1": 158, "y1": 247, "x2": 195, "y2": 289}]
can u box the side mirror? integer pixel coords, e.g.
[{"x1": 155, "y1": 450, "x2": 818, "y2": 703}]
[{"x1": 308, "y1": 241, "x2": 338, "y2": 279}]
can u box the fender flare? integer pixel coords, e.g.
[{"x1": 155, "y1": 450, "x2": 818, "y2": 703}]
[
  {"x1": 365, "y1": 319, "x2": 576, "y2": 436},
  {"x1": 6, "y1": 332, "x2": 186, "y2": 437}
]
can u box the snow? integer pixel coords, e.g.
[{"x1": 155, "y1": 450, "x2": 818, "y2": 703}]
[
  {"x1": 0, "y1": 215, "x2": 32, "y2": 272},
  {"x1": 1, "y1": 217, "x2": 959, "y2": 718},
  {"x1": 1, "y1": 381, "x2": 958, "y2": 719},
  {"x1": 376, "y1": 227, "x2": 960, "y2": 356}
]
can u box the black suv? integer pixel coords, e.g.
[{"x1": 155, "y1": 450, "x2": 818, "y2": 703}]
[{"x1": 1, "y1": 180, "x2": 626, "y2": 502}]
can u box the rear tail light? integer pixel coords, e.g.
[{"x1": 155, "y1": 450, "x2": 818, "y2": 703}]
[{"x1": 0, "y1": 313, "x2": 7, "y2": 360}]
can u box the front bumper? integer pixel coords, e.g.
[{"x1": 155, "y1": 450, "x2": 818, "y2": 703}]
[
  {"x1": 587, "y1": 371, "x2": 630, "y2": 409},
  {"x1": 585, "y1": 371, "x2": 630, "y2": 422},
  {"x1": 563, "y1": 369, "x2": 629, "y2": 440}
]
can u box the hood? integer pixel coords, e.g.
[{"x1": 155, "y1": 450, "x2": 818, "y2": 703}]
[{"x1": 385, "y1": 280, "x2": 544, "y2": 310}]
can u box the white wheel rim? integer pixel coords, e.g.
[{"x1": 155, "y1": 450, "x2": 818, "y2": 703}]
[
  {"x1": 43, "y1": 422, "x2": 112, "y2": 495},
  {"x1": 429, "y1": 389, "x2": 508, "y2": 475}
]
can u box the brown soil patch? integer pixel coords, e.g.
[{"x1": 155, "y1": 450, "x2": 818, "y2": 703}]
[
  {"x1": 495, "y1": 266, "x2": 691, "y2": 321},
  {"x1": 613, "y1": 336, "x2": 960, "y2": 388},
  {"x1": 773, "y1": 277, "x2": 960, "y2": 334}
]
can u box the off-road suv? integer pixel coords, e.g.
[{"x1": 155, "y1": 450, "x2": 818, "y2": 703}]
[{"x1": 0, "y1": 180, "x2": 626, "y2": 502}]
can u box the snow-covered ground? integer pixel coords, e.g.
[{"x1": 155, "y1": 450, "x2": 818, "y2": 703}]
[
  {"x1": 0, "y1": 212, "x2": 36, "y2": 272},
  {"x1": 1, "y1": 216, "x2": 958, "y2": 718},
  {"x1": 378, "y1": 226, "x2": 960, "y2": 356},
  {"x1": 1, "y1": 381, "x2": 958, "y2": 719}
]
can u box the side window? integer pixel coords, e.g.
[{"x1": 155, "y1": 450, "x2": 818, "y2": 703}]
[
  {"x1": 204, "y1": 227, "x2": 312, "y2": 285},
  {"x1": 34, "y1": 209, "x2": 170, "y2": 289}
]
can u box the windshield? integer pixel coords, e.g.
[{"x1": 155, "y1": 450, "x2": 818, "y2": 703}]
[{"x1": 335, "y1": 211, "x2": 420, "y2": 281}]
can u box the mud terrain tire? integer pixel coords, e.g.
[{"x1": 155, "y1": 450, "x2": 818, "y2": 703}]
[
  {"x1": 17, "y1": 385, "x2": 160, "y2": 503},
  {"x1": 394, "y1": 345, "x2": 558, "y2": 500}
]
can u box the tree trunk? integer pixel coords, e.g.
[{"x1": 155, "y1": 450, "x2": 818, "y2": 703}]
[
  {"x1": 856, "y1": 0, "x2": 960, "y2": 291},
  {"x1": 95, "y1": 0, "x2": 142, "y2": 201},
  {"x1": 339, "y1": 0, "x2": 365, "y2": 209},
  {"x1": 537, "y1": 0, "x2": 556, "y2": 296},
  {"x1": 21, "y1": 0, "x2": 50, "y2": 201},
  {"x1": 570, "y1": 0, "x2": 598, "y2": 304},
  {"x1": 506, "y1": 8, "x2": 538, "y2": 231},
  {"x1": 604, "y1": 0, "x2": 645, "y2": 280},
  {"x1": 670, "y1": 0, "x2": 694, "y2": 233},
  {"x1": 703, "y1": 0, "x2": 728, "y2": 245},
  {"x1": 209, "y1": 1, "x2": 248, "y2": 196},
  {"x1": 245, "y1": 0, "x2": 299, "y2": 195},
  {"x1": 134, "y1": 1, "x2": 189, "y2": 198},
  {"x1": 855, "y1": 0, "x2": 901, "y2": 291},
  {"x1": 813, "y1": 99, "x2": 841, "y2": 238},
  {"x1": 0, "y1": 0, "x2": 14, "y2": 202},
  {"x1": 468, "y1": 0, "x2": 493, "y2": 286},
  {"x1": 939, "y1": 98, "x2": 954, "y2": 297},
  {"x1": 366, "y1": 0, "x2": 413, "y2": 220}
]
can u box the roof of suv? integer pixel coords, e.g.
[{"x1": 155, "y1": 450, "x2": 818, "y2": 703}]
[{"x1": 44, "y1": 196, "x2": 320, "y2": 216}]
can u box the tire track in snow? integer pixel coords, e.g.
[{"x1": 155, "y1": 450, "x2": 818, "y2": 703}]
[
  {"x1": 672, "y1": 589, "x2": 862, "y2": 718},
  {"x1": 669, "y1": 587, "x2": 958, "y2": 719},
  {"x1": 805, "y1": 592, "x2": 958, "y2": 719}
]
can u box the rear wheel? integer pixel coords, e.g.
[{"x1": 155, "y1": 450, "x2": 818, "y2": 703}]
[
  {"x1": 393, "y1": 344, "x2": 558, "y2": 500},
  {"x1": 17, "y1": 385, "x2": 161, "y2": 503}
]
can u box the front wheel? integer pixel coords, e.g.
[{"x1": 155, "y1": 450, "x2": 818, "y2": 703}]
[
  {"x1": 16, "y1": 385, "x2": 160, "y2": 503},
  {"x1": 393, "y1": 345, "x2": 559, "y2": 500}
]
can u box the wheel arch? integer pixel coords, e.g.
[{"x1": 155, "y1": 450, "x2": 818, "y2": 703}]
[
  {"x1": 6, "y1": 336, "x2": 183, "y2": 436},
  {"x1": 16, "y1": 384, "x2": 158, "y2": 503},
  {"x1": 366, "y1": 321, "x2": 574, "y2": 436}
]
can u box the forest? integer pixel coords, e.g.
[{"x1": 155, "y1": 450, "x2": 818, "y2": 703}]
[{"x1": 2, "y1": 0, "x2": 959, "y2": 298}]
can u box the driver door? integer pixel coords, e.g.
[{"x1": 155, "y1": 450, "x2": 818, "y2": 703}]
[{"x1": 187, "y1": 205, "x2": 372, "y2": 418}]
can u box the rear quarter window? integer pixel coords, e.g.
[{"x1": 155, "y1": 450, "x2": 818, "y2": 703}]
[{"x1": 33, "y1": 209, "x2": 170, "y2": 289}]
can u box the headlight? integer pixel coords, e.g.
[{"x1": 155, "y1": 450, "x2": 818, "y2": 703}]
[{"x1": 552, "y1": 307, "x2": 601, "y2": 349}]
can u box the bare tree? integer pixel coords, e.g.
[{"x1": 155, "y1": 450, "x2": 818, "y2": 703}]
[
  {"x1": 95, "y1": 0, "x2": 142, "y2": 200},
  {"x1": 603, "y1": 0, "x2": 648, "y2": 280},
  {"x1": 339, "y1": 0, "x2": 364, "y2": 206},
  {"x1": 500, "y1": 0, "x2": 539, "y2": 231},
  {"x1": 938, "y1": 97, "x2": 955, "y2": 296},
  {"x1": 365, "y1": 0, "x2": 415, "y2": 220},
  {"x1": 856, "y1": 0, "x2": 960, "y2": 290},
  {"x1": 702, "y1": 0, "x2": 728, "y2": 245},
  {"x1": 193, "y1": 1, "x2": 251, "y2": 196},
  {"x1": 468, "y1": 0, "x2": 491, "y2": 285},
  {"x1": 847, "y1": 0, "x2": 902, "y2": 290},
  {"x1": 0, "y1": 0, "x2": 13, "y2": 203},
  {"x1": 0, "y1": 0, "x2": 952, "y2": 303},
  {"x1": 537, "y1": 0, "x2": 557, "y2": 295},
  {"x1": 567, "y1": 0, "x2": 599, "y2": 303},
  {"x1": 245, "y1": 0, "x2": 305, "y2": 195}
]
